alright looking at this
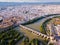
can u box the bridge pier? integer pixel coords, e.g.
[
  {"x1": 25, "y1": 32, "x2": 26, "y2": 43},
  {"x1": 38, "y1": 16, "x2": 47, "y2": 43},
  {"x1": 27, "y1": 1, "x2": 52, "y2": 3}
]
[{"x1": 20, "y1": 25, "x2": 51, "y2": 40}]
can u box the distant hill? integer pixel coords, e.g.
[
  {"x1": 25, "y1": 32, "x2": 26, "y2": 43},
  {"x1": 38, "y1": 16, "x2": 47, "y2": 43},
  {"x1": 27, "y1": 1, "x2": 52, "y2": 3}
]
[{"x1": 0, "y1": 2, "x2": 60, "y2": 6}]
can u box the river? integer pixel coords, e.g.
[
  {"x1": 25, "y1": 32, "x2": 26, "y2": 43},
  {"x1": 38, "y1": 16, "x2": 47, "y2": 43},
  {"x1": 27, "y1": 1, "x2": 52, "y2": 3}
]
[{"x1": 25, "y1": 15, "x2": 60, "y2": 32}]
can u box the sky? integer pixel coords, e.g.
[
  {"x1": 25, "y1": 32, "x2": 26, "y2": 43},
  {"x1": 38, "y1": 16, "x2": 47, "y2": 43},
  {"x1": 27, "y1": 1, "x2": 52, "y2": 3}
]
[{"x1": 0, "y1": 0, "x2": 60, "y2": 2}]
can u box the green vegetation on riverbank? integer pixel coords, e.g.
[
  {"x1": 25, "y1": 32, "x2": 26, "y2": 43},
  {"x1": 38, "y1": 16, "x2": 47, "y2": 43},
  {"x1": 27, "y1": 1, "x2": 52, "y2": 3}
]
[
  {"x1": 20, "y1": 37, "x2": 46, "y2": 45},
  {"x1": 0, "y1": 29, "x2": 24, "y2": 45},
  {"x1": 53, "y1": 16, "x2": 60, "y2": 18},
  {"x1": 40, "y1": 18, "x2": 52, "y2": 35},
  {"x1": 21, "y1": 16, "x2": 45, "y2": 25},
  {"x1": 29, "y1": 38, "x2": 46, "y2": 45}
]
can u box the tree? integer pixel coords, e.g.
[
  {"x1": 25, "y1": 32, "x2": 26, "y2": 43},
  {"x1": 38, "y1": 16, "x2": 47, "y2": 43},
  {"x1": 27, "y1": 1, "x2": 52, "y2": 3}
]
[{"x1": 24, "y1": 37, "x2": 29, "y2": 45}]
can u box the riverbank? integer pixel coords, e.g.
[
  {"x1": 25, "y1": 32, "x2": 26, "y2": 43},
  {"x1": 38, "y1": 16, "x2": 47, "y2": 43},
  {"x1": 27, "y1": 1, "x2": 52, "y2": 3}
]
[{"x1": 21, "y1": 14, "x2": 60, "y2": 25}]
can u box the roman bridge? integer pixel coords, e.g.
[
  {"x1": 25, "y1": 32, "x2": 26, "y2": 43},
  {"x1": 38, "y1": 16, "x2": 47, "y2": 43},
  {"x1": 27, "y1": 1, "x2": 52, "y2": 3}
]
[{"x1": 20, "y1": 25, "x2": 54, "y2": 40}]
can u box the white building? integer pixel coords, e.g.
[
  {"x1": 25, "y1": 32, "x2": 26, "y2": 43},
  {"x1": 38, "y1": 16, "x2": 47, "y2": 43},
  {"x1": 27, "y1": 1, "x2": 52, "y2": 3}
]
[
  {"x1": 0, "y1": 16, "x2": 3, "y2": 22},
  {"x1": 54, "y1": 25, "x2": 60, "y2": 36}
]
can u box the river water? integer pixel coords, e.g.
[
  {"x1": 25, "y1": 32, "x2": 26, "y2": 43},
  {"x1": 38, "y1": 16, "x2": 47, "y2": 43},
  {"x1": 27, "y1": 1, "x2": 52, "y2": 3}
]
[{"x1": 25, "y1": 15, "x2": 60, "y2": 32}]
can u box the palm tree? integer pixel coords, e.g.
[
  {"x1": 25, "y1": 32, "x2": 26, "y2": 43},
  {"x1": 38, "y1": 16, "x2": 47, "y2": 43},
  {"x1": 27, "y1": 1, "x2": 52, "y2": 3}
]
[{"x1": 24, "y1": 37, "x2": 29, "y2": 45}]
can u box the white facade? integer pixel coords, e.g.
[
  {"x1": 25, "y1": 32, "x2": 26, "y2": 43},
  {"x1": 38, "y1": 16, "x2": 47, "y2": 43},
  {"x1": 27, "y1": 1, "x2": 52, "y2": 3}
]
[
  {"x1": 55, "y1": 25, "x2": 60, "y2": 36},
  {"x1": 0, "y1": 16, "x2": 3, "y2": 21}
]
